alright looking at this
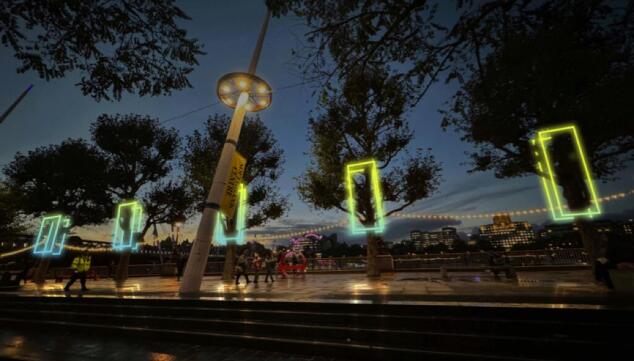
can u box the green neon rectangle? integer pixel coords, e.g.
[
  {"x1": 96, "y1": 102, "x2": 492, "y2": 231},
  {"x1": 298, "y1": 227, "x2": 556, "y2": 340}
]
[
  {"x1": 533, "y1": 125, "x2": 601, "y2": 221},
  {"x1": 214, "y1": 183, "x2": 248, "y2": 245},
  {"x1": 345, "y1": 160, "x2": 385, "y2": 234},
  {"x1": 112, "y1": 201, "x2": 144, "y2": 251}
]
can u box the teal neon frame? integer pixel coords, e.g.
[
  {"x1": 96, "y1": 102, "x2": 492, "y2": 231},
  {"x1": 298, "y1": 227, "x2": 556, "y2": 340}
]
[{"x1": 33, "y1": 214, "x2": 71, "y2": 256}]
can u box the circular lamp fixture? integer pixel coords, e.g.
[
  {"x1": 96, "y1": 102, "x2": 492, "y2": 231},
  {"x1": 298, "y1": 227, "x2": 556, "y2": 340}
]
[{"x1": 217, "y1": 72, "x2": 272, "y2": 112}]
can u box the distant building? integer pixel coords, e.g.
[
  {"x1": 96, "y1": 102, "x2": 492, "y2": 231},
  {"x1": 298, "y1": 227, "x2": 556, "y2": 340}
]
[
  {"x1": 409, "y1": 230, "x2": 422, "y2": 249},
  {"x1": 624, "y1": 219, "x2": 633, "y2": 235},
  {"x1": 418, "y1": 227, "x2": 460, "y2": 250},
  {"x1": 538, "y1": 223, "x2": 578, "y2": 239},
  {"x1": 538, "y1": 223, "x2": 582, "y2": 249},
  {"x1": 479, "y1": 214, "x2": 535, "y2": 250}
]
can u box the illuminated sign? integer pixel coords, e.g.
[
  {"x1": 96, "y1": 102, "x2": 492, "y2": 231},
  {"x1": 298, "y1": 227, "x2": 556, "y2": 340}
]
[
  {"x1": 532, "y1": 124, "x2": 601, "y2": 221},
  {"x1": 345, "y1": 159, "x2": 385, "y2": 234},
  {"x1": 112, "y1": 200, "x2": 144, "y2": 251},
  {"x1": 214, "y1": 183, "x2": 248, "y2": 245},
  {"x1": 33, "y1": 214, "x2": 71, "y2": 256}
]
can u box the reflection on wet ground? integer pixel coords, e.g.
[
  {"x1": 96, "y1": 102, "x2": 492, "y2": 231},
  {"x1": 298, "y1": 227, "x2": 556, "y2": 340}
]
[
  {"x1": 0, "y1": 329, "x2": 345, "y2": 361},
  {"x1": 3, "y1": 270, "x2": 628, "y2": 308}
]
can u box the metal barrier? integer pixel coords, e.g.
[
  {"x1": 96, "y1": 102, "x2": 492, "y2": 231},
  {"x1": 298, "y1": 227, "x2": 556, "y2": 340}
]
[
  {"x1": 42, "y1": 249, "x2": 590, "y2": 279},
  {"x1": 392, "y1": 249, "x2": 589, "y2": 270}
]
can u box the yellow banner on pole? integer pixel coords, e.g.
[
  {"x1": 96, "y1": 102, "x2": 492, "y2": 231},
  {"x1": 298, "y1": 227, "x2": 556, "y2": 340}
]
[{"x1": 220, "y1": 151, "x2": 247, "y2": 219}]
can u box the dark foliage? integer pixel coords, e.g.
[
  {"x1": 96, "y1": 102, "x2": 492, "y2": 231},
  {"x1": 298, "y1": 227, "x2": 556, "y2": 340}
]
[
  {"x1": 182, "y1": 114, "x2": 287, "y2": 228},
  {"x1": 297, "y1": 66, "x2": 442, "y2": 223},
  {"x1": 91, "y1": 114, "x2": 180, "y2": 200},
  {"x1": 0, "y1": 0, "x2": 203, "y2": 100},
  {"x1": 3, "y1": 139, "x2": 112, "y2": 226}
]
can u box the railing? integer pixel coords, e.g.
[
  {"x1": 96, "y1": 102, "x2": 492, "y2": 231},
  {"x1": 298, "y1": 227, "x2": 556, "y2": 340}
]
[
  {"x1": 392, "y1": 249, "x2": 590, "y2": 270},
  {"x1": 42, "y1": 249, "x2": 590, "y2": 279}
]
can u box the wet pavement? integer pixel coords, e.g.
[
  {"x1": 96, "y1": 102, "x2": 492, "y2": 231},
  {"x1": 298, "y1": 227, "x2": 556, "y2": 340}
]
[
  {"x1": 3, "y1": 270, "x2": 629, "y2": 309},
  {"x1": 0, "y1": 329, "x2": 346, "y2": 361}
]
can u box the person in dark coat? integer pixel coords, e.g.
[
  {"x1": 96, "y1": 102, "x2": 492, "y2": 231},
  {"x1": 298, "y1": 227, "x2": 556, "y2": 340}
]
[{"x1": 235, "y1": 252, "x2": 250, "y2": 285}]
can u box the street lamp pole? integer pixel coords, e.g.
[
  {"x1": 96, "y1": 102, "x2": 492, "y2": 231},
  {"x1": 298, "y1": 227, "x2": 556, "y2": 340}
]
[
  {"x1": 0, "y1": 84, "x2": 33, "y2": 125},
  {"x1": 180, "y1": 9, "x2": 272, "y2": 293}
]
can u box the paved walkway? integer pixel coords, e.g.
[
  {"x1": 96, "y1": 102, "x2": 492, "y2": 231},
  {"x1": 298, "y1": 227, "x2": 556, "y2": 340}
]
[{"x1": 3, "y1": 270, "x2": 629, "y2": 308}]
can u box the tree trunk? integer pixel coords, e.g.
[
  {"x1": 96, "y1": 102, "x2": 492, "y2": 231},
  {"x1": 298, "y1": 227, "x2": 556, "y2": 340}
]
[
  {"x1": 552, "y1": 136, "x2": 605, "y2": 278},
  {"x1": 220, "y1": 218, "x2": 238, "y2": 283},
  {"x1": 222, "y1": 243, "x2": 237, "y2": 283},
  {"x1": 114, "y1": 225, "x2": 148, "y2": 285},
  {"x1": 366, "y1": 232, "x2": 380, "y2": 277},
  {"x1": 115, "y1": 251, "x2": 131, "y2": 285},
  {"x1": 577, "y1": 220, "x2": 605, "y2": 275},
  {"x1": 32, "y1": 257, "x2": 51, "y2": 284}
]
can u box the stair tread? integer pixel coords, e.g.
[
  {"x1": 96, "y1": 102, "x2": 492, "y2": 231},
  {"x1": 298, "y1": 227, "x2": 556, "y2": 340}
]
[
  {"x1": 1, "y1": 307, "x2": 611, "y2": 345},
  {"x1": 0, "y1": 300, "x2": 625, "y2": 327},
  {"x1": 0, "y1": 316, "x2": 554, "y2": 361}
]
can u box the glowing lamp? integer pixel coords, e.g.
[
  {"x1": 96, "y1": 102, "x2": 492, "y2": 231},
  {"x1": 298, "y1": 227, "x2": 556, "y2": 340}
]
[{"x1": 216, "y1": 72, "x2": 271, "y2": 112}]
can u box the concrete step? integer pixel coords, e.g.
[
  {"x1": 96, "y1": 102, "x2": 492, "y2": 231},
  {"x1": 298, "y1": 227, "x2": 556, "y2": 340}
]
[
  {"x1": 0, "y1": 307, "x2": 609, "y2": 359},
  {"x1": 0, "y1": 298, "x2": 629, "y2": 341},
  {"x1": 0, "y1": 316, "x2": 550, "y2": 361},
  {"x1": 0, "y1": 296, "x2": 631, "y2": 361}
]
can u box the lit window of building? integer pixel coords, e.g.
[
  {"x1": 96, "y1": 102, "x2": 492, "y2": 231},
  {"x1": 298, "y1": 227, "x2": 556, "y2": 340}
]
[
  {"x1": 479, "y1": 214, "x2": 535, "y2": 251},
  {"x1": 417, "y1": 227, "x2": 460, "y2": 250}
]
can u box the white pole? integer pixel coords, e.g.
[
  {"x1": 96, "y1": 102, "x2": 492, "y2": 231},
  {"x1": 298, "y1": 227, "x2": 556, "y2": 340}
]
[
  {"x1": 0, "y1": 84, "x2": 33, "y2": 125},
  {"x1": 179, "y1": 9, "x2": 271, "y2": 294},
  {"x1": 180, "y1": 92, "x2": 249, "y2": 293}
]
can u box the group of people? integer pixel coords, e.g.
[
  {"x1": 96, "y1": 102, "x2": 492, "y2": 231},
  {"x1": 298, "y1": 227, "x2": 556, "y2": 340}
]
[{"x1": 234, "y1": 251, "x2": 277, "y2": 285}]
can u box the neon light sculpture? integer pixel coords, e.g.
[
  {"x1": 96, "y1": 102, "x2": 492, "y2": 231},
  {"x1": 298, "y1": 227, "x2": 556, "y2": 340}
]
[
  {"x1": 532, "y1": 124, "x2": 601, "y2": 221},
  {"x1": 33, "y1": 214, "x2": 71, "y2": 256},
  {"x1": 112, "y1": 200, "x2": 144, "y2": 251},
  {"x1": 214, "y1": 183, "x2": 248, "y2": 245},
  {"x1": 345, "y1": 159, "x2": 385, "y2": 234}
]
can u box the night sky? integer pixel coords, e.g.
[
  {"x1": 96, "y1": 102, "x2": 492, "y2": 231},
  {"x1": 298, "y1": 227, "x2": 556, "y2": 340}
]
[{"x1": 1, "y1": 1, "x2": 632, "y2": 244}]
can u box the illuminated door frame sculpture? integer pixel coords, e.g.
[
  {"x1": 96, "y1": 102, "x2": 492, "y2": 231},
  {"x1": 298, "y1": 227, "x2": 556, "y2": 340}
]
[
  {"x1": 214, "y1": 182, "x2": 248, "y2": 245},
  {"x1": 345, "y1": 159, "x2": 386, "y2": 234},
  {"x1": 532, "y1": 124, "x2": 601, "y2": 221},
  {"x1": 33, "y1": 214, "x2": 71, "y2": 256},
  {"x1": 112, "y1": 200, "x2": 144, "y2": 251}
]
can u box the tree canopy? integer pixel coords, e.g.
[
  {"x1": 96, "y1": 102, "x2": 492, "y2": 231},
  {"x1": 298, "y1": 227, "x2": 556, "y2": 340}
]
[
  {"x1": 298, "y1": 66, "x2": 442, "y2": 221},
  {"x1": 0, "y1": 181, "x2": 26, "y2": 238},
  {"x1": 3, "y1": 139, "x2": 113, "y2": 227},
  {"x1": 4, "y1": 114, "x2": 193, "y2": 239},
  {"x1": 267, "y1": 0, "x2": 516, "y2": 103},
  {"x1": 182, "y1": 114, "x2": 287, "y2": 228},
  {"x1": 91, "y1": 114, "x2": 181, "y2": 200},
  {"x1": 297, "y1": 65, "x2": 442, "y2": 276},
  {"x1": 1, "y1": 0, "x2": 203, "y2": 101},
  {"x1": 441, "y1": 0, "x2": 634, "y2": 206}
]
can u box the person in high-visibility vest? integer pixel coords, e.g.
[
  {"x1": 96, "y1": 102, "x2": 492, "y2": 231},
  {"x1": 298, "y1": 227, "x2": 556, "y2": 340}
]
[{"x1": 64, "y1": 250, "x2": 92, "y2": 292}]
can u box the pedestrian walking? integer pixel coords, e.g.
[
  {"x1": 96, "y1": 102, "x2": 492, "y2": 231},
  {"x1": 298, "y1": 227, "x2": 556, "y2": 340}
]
[
  {"x1": 252, "y1": 253, "x2": 263, "y2": 283},
  {"x1": 64, "y1": 250, "x2": 92, "y2": 292},
  {"x1": 107, "y1": 260, "x2": 115, "y2": 279},
  {"x1": 265, "y1": 252, "x2": 277, "y2": 283},
  {"x1": 177, "y1": 254, "x2": 187, "y2": 281},
  {"x1": 235, "y1": 252, "x2": 250, "y2": 285}
]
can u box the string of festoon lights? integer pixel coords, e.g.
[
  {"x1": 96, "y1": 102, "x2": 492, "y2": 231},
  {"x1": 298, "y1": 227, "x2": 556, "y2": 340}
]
[
  {"x1": 247, "y1": 188, "x2": 633, "y2": 241},
  {"x1": 1, "y1": 187, "x2": 632, "y2": 257}
]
